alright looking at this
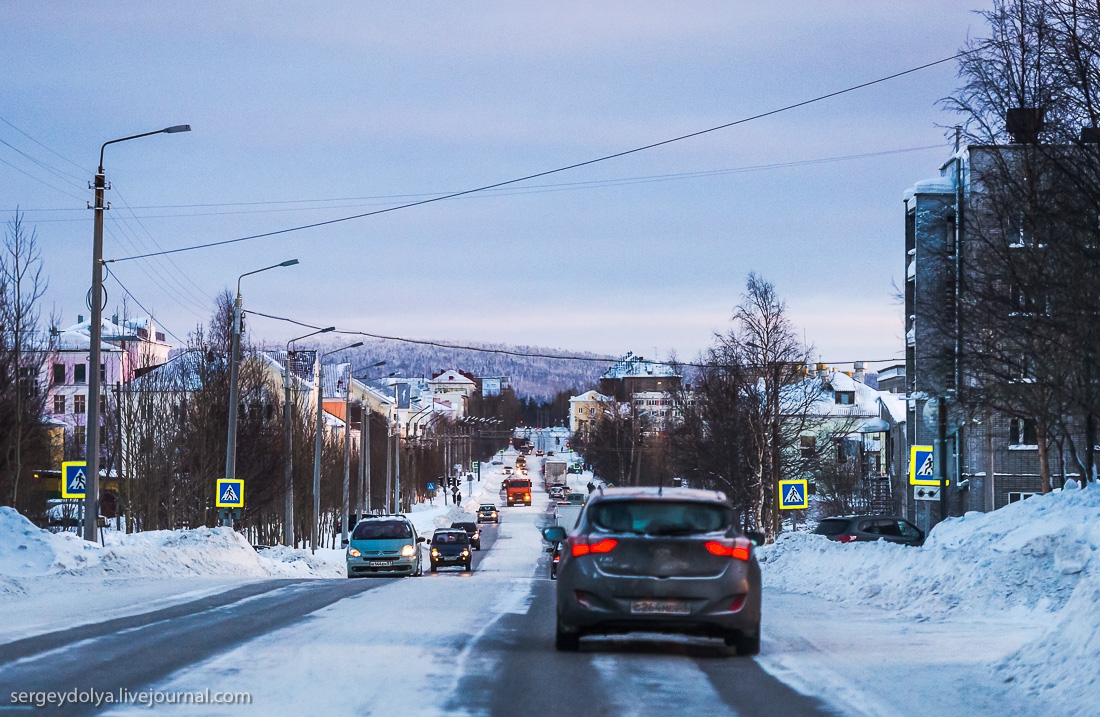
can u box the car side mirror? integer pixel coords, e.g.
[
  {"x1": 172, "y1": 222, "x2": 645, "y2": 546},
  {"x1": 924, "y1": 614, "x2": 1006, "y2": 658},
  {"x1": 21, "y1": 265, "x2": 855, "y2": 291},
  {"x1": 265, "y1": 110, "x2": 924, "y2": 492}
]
[
  {"x1": 745, "y1": 531, "x2": 765, "y2": 547},
  {"x1": 542, "y1": 526, "x2": 566, "y2": 543},
  {"x1": 417, "y1": 536, "x2": 426, "y2": 543},
  {"x1": 341, "y1": 538, "x2": 349, "y2": 547}
]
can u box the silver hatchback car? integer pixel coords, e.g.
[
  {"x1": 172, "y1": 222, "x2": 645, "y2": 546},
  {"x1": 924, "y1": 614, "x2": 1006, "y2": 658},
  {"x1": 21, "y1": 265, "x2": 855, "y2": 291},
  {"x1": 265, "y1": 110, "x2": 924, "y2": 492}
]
[{"x1": 542, "y1": 487, "x2": 761, "y2": 655}]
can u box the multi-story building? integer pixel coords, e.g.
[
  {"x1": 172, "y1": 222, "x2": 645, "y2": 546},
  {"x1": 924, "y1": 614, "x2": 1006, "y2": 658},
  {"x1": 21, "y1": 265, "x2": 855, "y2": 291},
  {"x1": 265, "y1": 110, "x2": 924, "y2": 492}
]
[
  {"x1": 569, "y1": 390, "x2": 613, "y2": 438},
  {"x1": 598, "y1": 353, "x2": 681, "y2": 400},
  {"x1": 903, "y1": 146, "x2": 1081, "y2": 529},
  {"x1": 44, "y1": 314, "x2": 170, "y2": 459}
]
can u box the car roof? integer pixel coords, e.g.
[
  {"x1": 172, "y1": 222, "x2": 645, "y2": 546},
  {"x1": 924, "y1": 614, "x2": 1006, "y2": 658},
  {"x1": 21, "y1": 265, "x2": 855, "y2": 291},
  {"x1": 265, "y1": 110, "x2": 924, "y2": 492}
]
[
  {"x1": 479, "y1": 504, "x2": 496, "y2": 508},
  {"x1": 451, "y1": 521, "x2": 475, "y2": 527},
  {"x1": 585, "y1": 486, "x2": 729, "y2": 504}
]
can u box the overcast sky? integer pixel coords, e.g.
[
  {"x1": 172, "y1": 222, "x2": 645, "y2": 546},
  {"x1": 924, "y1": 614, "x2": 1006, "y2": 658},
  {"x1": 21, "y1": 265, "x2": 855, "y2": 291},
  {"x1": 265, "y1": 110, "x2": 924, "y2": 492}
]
[{"x1": 1, "y1": 1, "x2": 985, "y2": 367}]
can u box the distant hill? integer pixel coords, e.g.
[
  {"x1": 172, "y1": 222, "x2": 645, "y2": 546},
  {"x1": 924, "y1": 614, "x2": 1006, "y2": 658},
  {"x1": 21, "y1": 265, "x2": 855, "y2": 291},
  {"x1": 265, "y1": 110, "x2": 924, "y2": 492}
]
[{"x1": 280, "y1": 338, "x2": 608, "y2": 400}]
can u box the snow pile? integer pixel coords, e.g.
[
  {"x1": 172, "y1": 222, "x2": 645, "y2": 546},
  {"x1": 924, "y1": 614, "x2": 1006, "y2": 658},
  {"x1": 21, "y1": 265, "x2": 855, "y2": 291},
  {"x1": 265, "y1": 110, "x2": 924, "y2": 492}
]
[
  {"x1": 757, "y1": 484, "x2": 1100, "y2": 714},
  {"x1": 0, "y1": 507, "x2": 341, "y2": 579}
]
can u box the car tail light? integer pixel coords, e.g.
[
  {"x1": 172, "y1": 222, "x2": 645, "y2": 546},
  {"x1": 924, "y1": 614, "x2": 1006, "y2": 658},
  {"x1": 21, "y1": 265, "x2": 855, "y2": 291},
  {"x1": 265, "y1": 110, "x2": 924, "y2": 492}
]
[
  {"x1": 729, "y1": 594, "x2": 747, "y2": 612},
  {"x1": 704, "y1": 537, "x2": 753, "y2": 561},
  {"x1": 835, "y1": 534, "x2": 859, "y2": 543},
  {"x1": 570, "y1": 536, "x2": 618, "y2": 557}
]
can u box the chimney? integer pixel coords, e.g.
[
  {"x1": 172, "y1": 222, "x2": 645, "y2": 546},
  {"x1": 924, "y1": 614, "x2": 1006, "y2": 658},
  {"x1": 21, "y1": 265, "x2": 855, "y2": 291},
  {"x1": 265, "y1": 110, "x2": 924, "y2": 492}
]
[{"x1": 854, "y1": 361, "x2": 865, "y2": 383}]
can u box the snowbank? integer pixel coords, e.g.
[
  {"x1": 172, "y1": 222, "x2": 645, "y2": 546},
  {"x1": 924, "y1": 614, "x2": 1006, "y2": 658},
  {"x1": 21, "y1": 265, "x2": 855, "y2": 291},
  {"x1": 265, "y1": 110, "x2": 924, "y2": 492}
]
[
  {"x1": 757, "y1": 483, "x2": 1100, "y2": 715},
  {"x1": 0, "y1": 506, "x2": 342, "y2": 580}
]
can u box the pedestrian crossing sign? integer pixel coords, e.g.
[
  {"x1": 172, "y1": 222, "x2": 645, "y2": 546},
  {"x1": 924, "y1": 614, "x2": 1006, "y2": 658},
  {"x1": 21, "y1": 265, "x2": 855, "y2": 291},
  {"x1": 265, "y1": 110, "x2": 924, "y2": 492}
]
[
  {"x1": 778, "y1": 479, "x2": 808, "y2": 510},
  {"x1": 909, "y1": 445, "x2": 947, "y2": 486},
  {"x1": 61, "y1": 461, "x2": 87, "y2": 499},
  {"x1": 216, "y1": 478, "x2": 245, "y2": 508}
]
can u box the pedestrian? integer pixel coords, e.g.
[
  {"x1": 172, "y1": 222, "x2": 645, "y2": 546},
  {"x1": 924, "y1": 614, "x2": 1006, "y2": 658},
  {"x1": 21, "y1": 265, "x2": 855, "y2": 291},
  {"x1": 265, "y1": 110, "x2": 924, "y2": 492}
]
[{"x1": 457, "y1": 491, "x2": 462, "y2": 505}]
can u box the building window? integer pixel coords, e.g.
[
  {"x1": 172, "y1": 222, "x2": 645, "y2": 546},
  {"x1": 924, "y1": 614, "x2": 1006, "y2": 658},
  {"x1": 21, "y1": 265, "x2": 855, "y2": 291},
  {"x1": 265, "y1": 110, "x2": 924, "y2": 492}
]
[
  {"x1": 1008, "y1": 491, "x2": 1037, "y2": 503},
  {"x1": 800, "y1": 435, "x2": 816, "y2": 459},
  {"x1": 74, "y1": 364, "x2": 86, "y2": 384},
  {"x1": 100, "y1": 363, "x2": 106, "y2": 381},
  {"x1": 53, "y1": 394, "x2": 66, "y2": 414},
  {"x1": 835, "y1": 391, "x2": 855, "y2": 405},
  {"x1": 1009, "y1": 418, "x2": 1038, "y2": 446},
  {"x1": 52, "y1": 363, "x2": 65, "y2": 385},
  {"x1": 74, "y1": 394, "x2": 86, "y2": 414},
  {"x1": 73, "y1": 425, "x2": 86, "y2": 446}
]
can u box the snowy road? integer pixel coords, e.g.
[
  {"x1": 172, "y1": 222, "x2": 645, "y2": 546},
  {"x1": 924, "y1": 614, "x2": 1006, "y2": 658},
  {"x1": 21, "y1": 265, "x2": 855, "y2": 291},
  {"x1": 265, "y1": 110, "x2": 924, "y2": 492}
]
[{"x1": 1, "y1": 454, "x2": 1068, "y2": 716}]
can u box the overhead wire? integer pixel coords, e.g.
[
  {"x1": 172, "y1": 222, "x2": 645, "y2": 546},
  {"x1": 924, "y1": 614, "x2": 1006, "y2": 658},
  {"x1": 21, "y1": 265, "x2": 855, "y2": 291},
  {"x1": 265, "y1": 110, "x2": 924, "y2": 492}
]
[
  {"x1": 107, "y1": 49, "x2": 972, "y2": 264},
  {"x1": 106, "y1": 268, "x2": 186, "y2": 344}
]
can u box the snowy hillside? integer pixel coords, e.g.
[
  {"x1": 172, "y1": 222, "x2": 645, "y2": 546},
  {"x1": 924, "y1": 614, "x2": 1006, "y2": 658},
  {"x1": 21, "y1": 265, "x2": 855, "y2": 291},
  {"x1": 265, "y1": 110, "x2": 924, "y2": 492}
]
[
  {"x1": 310, "y1": 338, "x2": 606, "y2": 399},
  {"x1": 757, "y1": 483, "x2": 1100, "y2": 715}
]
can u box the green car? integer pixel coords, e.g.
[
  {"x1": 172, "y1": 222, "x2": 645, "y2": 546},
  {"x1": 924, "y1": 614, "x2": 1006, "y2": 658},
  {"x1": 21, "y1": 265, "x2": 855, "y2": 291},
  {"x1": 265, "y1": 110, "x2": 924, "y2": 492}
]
[{"x1": 346, "y1": 516, "x2": 425, "y2": 578}]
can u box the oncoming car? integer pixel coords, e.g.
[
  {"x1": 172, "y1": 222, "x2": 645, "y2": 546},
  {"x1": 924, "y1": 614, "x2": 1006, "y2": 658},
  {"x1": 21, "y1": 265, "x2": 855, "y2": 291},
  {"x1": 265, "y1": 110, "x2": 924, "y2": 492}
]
[
  {"x1": 477, "y1": 504, "x2": 499, "y2": 524},
  {"x1": 346, "y1": 516, "x2": 425, "y2": 578},
  {"x1": 543, "y1": 487, "x2": 761, "y2": 655}
]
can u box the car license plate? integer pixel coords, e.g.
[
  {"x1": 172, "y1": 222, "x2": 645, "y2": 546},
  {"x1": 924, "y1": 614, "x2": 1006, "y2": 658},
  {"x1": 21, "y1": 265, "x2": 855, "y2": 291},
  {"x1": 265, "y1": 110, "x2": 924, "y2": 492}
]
[
  {"x1": 369, "y1": 560, "x2": 393, "y2": 567},
  {"x1": 631, "y1": 599, "x2": 691, "y2": 615}
]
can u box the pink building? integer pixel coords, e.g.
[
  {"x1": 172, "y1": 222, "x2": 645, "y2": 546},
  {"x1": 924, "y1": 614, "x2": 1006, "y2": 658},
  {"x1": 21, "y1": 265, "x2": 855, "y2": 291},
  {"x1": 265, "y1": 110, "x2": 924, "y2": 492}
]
[{"x1": 43, "y1": 314, "x2": 171, "y2": 458}]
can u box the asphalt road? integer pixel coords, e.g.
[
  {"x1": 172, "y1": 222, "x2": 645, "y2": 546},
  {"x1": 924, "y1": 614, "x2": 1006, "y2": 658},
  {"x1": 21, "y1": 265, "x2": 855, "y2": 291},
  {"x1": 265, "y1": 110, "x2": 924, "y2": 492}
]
[{"x1": 0, "y1": 460, "x2": 834, "y2": 716}]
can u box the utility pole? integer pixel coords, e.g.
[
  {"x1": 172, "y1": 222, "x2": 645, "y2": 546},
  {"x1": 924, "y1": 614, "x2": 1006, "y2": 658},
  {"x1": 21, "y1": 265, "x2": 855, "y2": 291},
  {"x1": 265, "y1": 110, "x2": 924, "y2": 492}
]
[
  {"x1": 394, "y1": 382, "x2": 402, "y2": 513},
  {"x1": 938, "y1": 397, "x2": 949, "y2": 522},
  {"x1": 341, "y1": 369, "x2": 352, "y2": 545},
  {"x1": 84, "y1": 124, "x2": 189, "y2": 543}
]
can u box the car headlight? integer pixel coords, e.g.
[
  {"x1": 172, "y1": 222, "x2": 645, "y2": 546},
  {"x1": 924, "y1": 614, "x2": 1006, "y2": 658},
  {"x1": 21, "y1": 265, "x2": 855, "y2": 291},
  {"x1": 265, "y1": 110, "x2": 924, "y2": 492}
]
[
  {"x1": 401, "y1": 544, "x2": 416, "y2": 557},
  {"x1": 348, "y1": 548, "x2": 361, "y2": 558},
  {"x1": 473, "y1": 531, "x2": 480, "y2": 539},
  {"x1": 431, "y1": 549, "x2": 439, "y2": 556},
  {"x1": 462, "y1": 549, "x2": 470, "y2": 556}
]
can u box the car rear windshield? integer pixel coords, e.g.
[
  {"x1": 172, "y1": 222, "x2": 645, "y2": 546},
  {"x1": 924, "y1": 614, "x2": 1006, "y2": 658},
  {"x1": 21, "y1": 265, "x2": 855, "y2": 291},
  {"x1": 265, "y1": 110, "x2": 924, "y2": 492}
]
[
  {"x1": 433, "y1": 532, "x2": 469, "y2": 544},
  {"x1": 451, "y1": 523, "x2": 476, "y2": 531},
  {"x1": 352, "y1": 520, "x2": 412, "y2": 540},
  {"x1": 813, "y1": 518, "x2": 851, "y2": 537},
  {"x1": 588, "y1": 500, "x2": 732, "y2": 536}
]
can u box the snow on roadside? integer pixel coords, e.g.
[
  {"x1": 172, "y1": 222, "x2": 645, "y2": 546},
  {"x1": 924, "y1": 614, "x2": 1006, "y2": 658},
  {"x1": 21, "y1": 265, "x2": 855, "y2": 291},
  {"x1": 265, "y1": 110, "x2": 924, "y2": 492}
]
[
  {"x1": 756, "y1": 483, "x2": 1100, "y2": 715},
  {"x1": 0, "y1": 506, "x2": 341, "y2": 580}
]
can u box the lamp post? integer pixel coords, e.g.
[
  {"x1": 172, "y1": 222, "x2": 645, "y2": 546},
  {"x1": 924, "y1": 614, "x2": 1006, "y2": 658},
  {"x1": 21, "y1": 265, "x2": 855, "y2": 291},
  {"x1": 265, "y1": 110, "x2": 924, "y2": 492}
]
[
  {"x1": 313, "y1": 341, "x2": 363, "y2": 553},
  {"x1": 223, "y1": 260, "x2": 298, "y2": 527},
  {"x1": 284, "y1": 326, "x2": 334, "y2": 546},
  {"x1": 84, "y1": 124, "x2": 190, "y2": 543},
  {"x1": 341, "y1": 360, "x2": 385, "y2": 544}
]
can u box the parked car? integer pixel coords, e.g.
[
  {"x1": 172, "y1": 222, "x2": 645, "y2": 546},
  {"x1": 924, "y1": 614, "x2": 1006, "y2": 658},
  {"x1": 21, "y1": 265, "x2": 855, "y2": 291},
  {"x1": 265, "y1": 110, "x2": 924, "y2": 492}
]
[
  {"x1": 543, "y1": 487, "x2": 761, "y2": 655},
  {"x1": 428, "y1": 529, "x2": 473, "y2": 572},
  {"x1": 503, "y1": 466, "x2": 514, "y2": 476},
  {"x1": 491, "y1": 455, "x2": 504, "y2": 465},
  {"x1": 477, "y1": 504, "x2": 499, "y2": 524},
  {"x1": 546, "y1": 451, "x2": 555, "y2": 456},
  {"x1": 813, "y1": 515, "x2": 925, "y2": 546},
  {"x1": 451, "y1": 521, "x2": 482, "y2": 550},
  {"x1": 346, "y1": 516, "x2": 425, "y2": 578}
]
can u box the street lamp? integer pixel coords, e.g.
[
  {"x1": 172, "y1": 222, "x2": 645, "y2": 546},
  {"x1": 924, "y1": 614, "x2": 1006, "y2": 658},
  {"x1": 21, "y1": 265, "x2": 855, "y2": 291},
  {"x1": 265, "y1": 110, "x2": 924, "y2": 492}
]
[
  {"x1": 313, "y1": 340, "x2": 363, "y2": 553},
  {"x1": 84, "y1": 124, "x2": 190, "y2": 543},
  {"x1": 341, "y1": 360, "x2": 386, "y2": 544},
  {"x1": 222, "y1": 259, "x2": 298, "y2": 527},
  {"x1": 284, "y1": 326, "x2": 334, "y2": 546}
]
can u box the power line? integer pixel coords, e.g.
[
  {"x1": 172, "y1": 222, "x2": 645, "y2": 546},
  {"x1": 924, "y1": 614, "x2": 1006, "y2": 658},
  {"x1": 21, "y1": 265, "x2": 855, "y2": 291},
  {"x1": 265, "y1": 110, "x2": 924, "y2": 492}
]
[
  {"x1": 0, "y1": 114, "x2": 88, "y2": 174},
  {"x1": 245, "y1": 309, "x2": 904, "y2": 369},
  {"x1": 7, "y1": 143, "x2": 946, "y2": 219},
  {"x1": 106, "y1": 269, "x2": 186, "y2": 344},
  {"x1": 108, "y1": 50, "x2": 969, "y2": 264}
]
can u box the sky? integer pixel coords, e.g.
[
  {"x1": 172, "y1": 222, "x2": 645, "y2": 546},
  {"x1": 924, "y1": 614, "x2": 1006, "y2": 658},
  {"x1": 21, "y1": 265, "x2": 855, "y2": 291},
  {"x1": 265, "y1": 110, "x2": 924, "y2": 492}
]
[{"x1": 1, "y1": 1, "x2": 986, "y2": 369}]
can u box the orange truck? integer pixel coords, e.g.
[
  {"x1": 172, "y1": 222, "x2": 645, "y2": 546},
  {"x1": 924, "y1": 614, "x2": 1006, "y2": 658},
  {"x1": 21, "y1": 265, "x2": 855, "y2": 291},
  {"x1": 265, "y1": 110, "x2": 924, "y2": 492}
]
[{"x1": 504, "y1": 478, "x2": 532, "y2": 506}]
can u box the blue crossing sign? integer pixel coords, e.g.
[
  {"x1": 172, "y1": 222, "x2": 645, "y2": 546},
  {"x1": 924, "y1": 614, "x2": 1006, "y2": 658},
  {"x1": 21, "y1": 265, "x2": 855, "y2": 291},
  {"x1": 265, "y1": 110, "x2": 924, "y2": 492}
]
[
  {"x1": 909, "y1": 445, "x2": 948, "y2": 486},
  {"x1": 61, "y1": 461, "x2": 87, "y2": 499},
  {"x1": 472, "y1": 462, "x2": 479, "y2": 471},
  {"x1": 778, "y1": 479, "x2": 808, "y2": 510},
  {"x1": 426, "y1": 482, "x2": 436, "y2": 491},
  {"x1": 215, "y1": 478, "x2": 244, "y2": 508}
]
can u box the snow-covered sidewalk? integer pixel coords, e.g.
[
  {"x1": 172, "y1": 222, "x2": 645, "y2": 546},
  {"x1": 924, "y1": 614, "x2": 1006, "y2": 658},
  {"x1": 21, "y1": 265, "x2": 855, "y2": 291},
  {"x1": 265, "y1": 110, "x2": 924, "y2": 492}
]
[{"x1": 757, "y1": 483, "x2": 1100, "y2": 716}]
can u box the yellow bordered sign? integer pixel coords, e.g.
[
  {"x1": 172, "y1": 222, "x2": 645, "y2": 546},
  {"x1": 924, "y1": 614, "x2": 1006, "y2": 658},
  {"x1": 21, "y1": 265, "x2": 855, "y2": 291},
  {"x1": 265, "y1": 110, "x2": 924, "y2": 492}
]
[
  {"x1": 778, "y1": 479, "x2": 809, "y2": 510},
  {"x1": 909, "y1": 445, "x2": 948, "y2": 486},
  {"x1": 61, "y1": 461, "x2": 87, "y2": 499},
  {"x1": 216, "y1": 478, "x2": 244, "y2": 508}
]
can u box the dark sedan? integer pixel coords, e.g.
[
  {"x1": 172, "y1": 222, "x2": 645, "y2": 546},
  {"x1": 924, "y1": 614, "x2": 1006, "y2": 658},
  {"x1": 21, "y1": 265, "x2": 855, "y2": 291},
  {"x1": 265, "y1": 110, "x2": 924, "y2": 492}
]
[
  {"x1": 813, "y1": 515, "x2": 925, "y2": 546},
  {"x1": 428, "y1": 529, "x2": 473, "y2": 572},
  {"x1": 450, "y1": 521, "x2": 482, "y2": 550},
  {"x1": 543, "y1": 487, "x2": 761, "y2": 656}
]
